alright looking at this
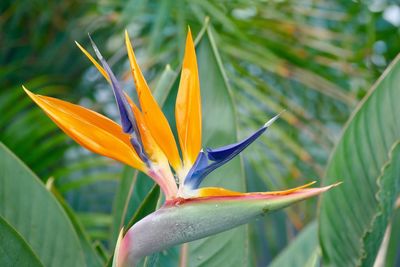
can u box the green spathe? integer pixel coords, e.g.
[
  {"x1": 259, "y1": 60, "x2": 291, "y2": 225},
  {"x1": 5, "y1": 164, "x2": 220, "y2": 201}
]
[{"x1": 115, "y1": 184, "x2": 337, "y2": 266}]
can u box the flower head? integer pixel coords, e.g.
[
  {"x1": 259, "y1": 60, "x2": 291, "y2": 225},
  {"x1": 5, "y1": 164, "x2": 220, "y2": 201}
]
[{"x1": 24, "y1": 28, "x2": 339, "y2": 266}]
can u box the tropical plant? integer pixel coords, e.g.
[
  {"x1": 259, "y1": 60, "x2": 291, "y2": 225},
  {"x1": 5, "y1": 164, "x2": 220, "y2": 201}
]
[
  {"x1": 1, "y1": 0, "x2": 400, "y2": 266},
  {"x1": 23, "y1": 25, "x2": 344, "y2": 265}
]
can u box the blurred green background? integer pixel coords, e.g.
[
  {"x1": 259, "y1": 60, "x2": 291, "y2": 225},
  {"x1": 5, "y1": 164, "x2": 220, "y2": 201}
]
[{"x1": 1, "y1": 0, "x2": 399, "y2": 266}]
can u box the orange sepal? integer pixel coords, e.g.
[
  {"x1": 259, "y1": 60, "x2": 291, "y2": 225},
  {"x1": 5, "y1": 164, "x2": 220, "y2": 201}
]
[
  {"x1": 124, "y1": 31, "x2": 182, "y2": 172},
  {"x1": 124, "y1": 93, "x2": 178, "y2": 198},
  {"x1": 176, "y1": 28, "x2": 202, "y2": 167},
  {"x1": 24, "y1": 87, "x2": 146, "y2": 172},
  {"x1": 124, "y1": 93, "x2": 159, "y2": 161},
  {"x1": 197, "y1": 181, "x2": 318, "y2": 197}
]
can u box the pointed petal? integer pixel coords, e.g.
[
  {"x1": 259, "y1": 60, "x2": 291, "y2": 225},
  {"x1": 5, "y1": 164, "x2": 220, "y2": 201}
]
[
  {"x1": 207, "y1": 113, "x2": 281, "y2": 161},
  {"x1": 24, "y1": 87, "x2": 146, "y2": 172},
  {"x1": 116, "y1": 182, "x2": 340, "y2": 265},
  {"x1": 88, "y1": 36, "x2": 137, "y2": 136},
  {"x1": 78, "y1": 37, "x2": 148, "y2": 163},
  {"x1": 125, "y1": 31, "x2": 182, "y2": 172},
  {"x1": 184, "y1": 114, "x2": 281, "y2": 189},
  {"x1": 176, "y1": 28, "x2": 202, "y2": 167},
  {"x1": 75, "y1": 41, "x2": 110, "y2": 82},
  {"x1": 124, "y1": 93, "x2": 157, "y2": 160},
  {"x1": 196, "y1": 181, "x2": 317, "y2": 197}
]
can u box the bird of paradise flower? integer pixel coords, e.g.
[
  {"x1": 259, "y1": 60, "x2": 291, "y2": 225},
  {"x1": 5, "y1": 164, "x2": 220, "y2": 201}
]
[{"x1": 24, "y1": 29, "x2": 339, "y2": 266}]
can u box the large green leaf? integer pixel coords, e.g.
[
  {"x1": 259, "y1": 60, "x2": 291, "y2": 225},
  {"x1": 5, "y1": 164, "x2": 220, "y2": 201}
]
[
  {"x1": 269, "y1": 221, "x2": 319, "y2": 267},
  {"x1": 0, "y1": 215, "x2": 43, "y2": 267},
  {"x1": 319, "y1": 54, "x2": 400, "y2": 267},
  {"x1": 362, "y1": 143, "x2": 400, "y2": 265},
  {"x1": 48, "y1": 179, "x2": 104, "y2": 267},
  {"x1": 385, "y1": 207, "x2": 400, "y2": 267},
  {"x1": 0, "y1": 143, "x2": 86, "y2": 267}
]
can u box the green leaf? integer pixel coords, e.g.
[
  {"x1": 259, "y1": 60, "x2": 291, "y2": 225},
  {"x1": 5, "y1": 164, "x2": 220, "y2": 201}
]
[
  {"x1": 319, "y1": 54, "x2": 400, "y2": 267},
  {"x1": 111, "y1": 167, "x2": 139, "y2": 245},
  {"x1": 362, "y1": 143, "x2": 400, "y2": 265},
  {"x1": 269, "y1": 221, "x2": 319, "y2": 267},
  {"x1": 48, "y1": 179, "x2": 104, "y2": 267},
  {"x1": 0, "y1": 143, "x2": 86, "y2": 267},
  {"x1": 385, "y1": 207, "x2": 400, "y2": 267},
  {"x1": 93, "y1": 241, "x2": 109, "y2": 263},
  {"x1": 125, "y1": 184, "x2": 160, "y2": 231},
  {"x1": 0, "y1": 215, "x2": 43, "y2": 267},
  {"x1": 118, "y1": 184, "x2": 333, "y2": 266}
]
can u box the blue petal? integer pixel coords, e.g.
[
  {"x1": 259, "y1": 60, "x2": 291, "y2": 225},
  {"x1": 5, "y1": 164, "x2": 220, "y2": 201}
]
[
  {"x1": 130, "y1": 137, "x2": 149, "y2": 165},
  {"x1": 184, "y1": 114, "x2": 281, "y2": 189},
  {"x1": 207, "y1": 114, "x2": 281, "y2": 162},
  {"x1": 89, "y1": 35, "x2": 149, "y2": 164},
  {"x1": 183, "y1": 151, "x2": 208, "y2": 189},
  {"x1": 207, "y1": 126, "x2": 265, "y2": 161},
  {"x1": 89, "y1": 35, "x2": 136, "y2": 134}
]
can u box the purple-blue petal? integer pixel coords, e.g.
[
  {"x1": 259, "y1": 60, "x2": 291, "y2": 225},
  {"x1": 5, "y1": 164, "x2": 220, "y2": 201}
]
[
  {"x1": 183, "y1": 151, "x2": 208, "y2": 189},
  {"x1": 89, "y1": 35, "x2": 136, "y2": 134},
  {"x1": 184, "y1": 114, "x2": 281, "y2": 189},
  {"x1": 89, "y1": 35, "x2": 149, "y2": 164},
  {"x1": 206, "y1": 125, "x2": 266, "y2": 162},
  {"x1": 207, "y1": 113, "x2": 281, "y2": 162},
  {"x1": 130, "y1": 136, "x2": 149, "y2": 165}
]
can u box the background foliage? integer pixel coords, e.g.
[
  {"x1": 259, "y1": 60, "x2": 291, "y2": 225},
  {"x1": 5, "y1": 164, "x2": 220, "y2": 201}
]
[{"x1": 1, "y1": 0, "x2": 399, "y2": 266}]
